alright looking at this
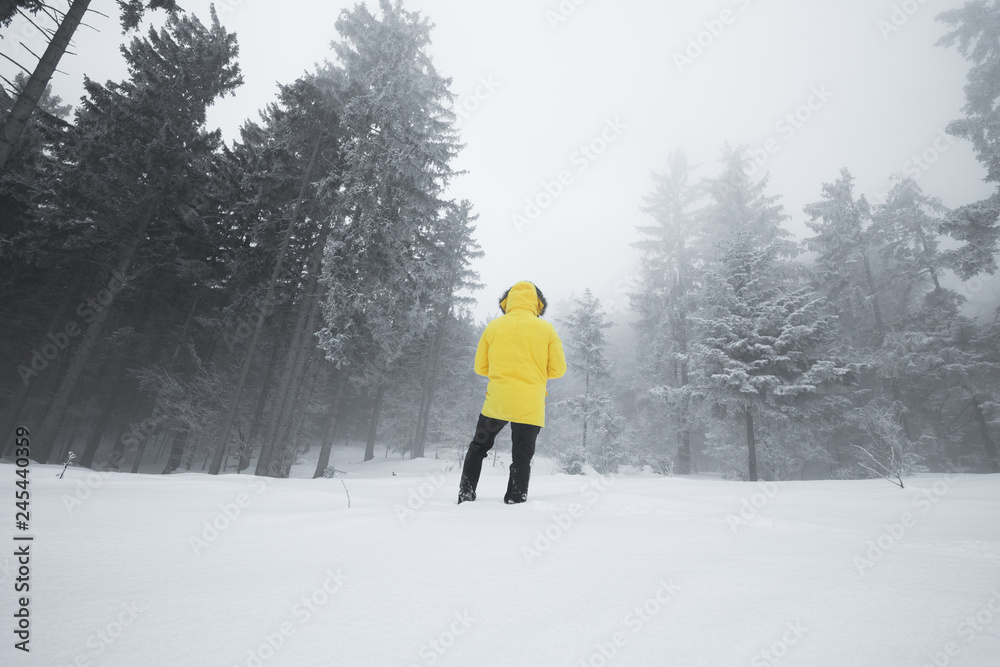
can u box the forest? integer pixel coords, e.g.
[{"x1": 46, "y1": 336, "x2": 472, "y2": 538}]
[{"x1": 1, "y1": 0, "x2": 998, "y2": 483}]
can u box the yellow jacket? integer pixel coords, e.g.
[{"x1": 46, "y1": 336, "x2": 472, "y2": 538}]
[{"x1": 475, "y1": 281, "x2": 566, "y2": 427}]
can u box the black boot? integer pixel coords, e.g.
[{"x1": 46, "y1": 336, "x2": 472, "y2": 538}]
[
  {"x1": 503, "y1": 422, "x2": 539, "y2": 504},
  {"x1": 458, "y1": 414, "x2": 507, "y2": 503}
]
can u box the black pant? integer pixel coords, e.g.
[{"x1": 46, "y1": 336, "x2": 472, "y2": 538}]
[{"x1": 459, "y1": 413, "x2": 540, "y2": 503}]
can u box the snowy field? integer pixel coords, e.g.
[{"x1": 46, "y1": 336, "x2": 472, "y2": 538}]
[{"x1": 2, "y1": 445, "x2": 999, "y2": 667}]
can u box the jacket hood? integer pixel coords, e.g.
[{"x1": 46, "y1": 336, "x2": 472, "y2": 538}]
[{"x1": 499, "y1": 281, "x2": 547, "y2": 316}]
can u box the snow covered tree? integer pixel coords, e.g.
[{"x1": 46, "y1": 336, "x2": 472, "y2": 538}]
[
  {"x1": 803, "y1": 169, "x2": 887, "y2": 344},
  {"x1": 873, "y1": 178, "x2": 950, "y2": 308},
  {"x1": 692, "y1": 236, "x2": 848, "y2": 481},
  {"x1": 560, "y1": 290, "x2": 613, "y2": 452},
  {"x1": 410, "y1": 199, "x2": 483, "y2": 458},
  {"x1": 630, "y1": 151, "x2": 703, "y2": 472},
  {"x1": 317, "y1": 0, "x2": 462, "y2": 462},
  {"x1": 801, "y1": 169, "x2": 924, "y2": 456},
  {"x1": 851, "y1": 399, "x2": 926, "y2": 487},
  {"x1": 692, "y1": 147, "x2": 848, "y2": 481},
  {"x1": 935, "y1": 2, "x2": 1000, "y2": 279}
]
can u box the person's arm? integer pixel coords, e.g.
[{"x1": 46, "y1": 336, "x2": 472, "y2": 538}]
[
  {"x1": 547, "y1": 326, "x2": 567, "y2": 379},
  {"x1": 474, "y1": 327, "x2": 490, "y2": 377}
]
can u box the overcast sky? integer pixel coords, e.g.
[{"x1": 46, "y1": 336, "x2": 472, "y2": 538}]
[{"x1": 3, "y1": 0, "x2": 994, "y2": 322}]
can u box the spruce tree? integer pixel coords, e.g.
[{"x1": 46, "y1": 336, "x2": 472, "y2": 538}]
[
  {"x1": 559, "y1": 289, "x2": 617, "y2": 467},
  {"x1": 631, "y1": 151, "x2": 703, "y2": 472},
  {"x1": 936, "y1": 1, "x2": 1000, "y2": 279},
  {"x1": 27, "y1": 8, "x2": 241, "y2": 463},
  {"x1": 317, "y1": 0, "x2": 461, "y2": 462},
  {"x1": 692, "y1": 146, "x2": 847, "y2": 481}
]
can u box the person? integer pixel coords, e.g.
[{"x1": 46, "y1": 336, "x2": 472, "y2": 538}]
[{"x1": 458, "y1": 281, "x2": 566, "y2": 504}]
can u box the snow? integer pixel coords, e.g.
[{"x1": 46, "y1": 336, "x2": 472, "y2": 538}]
[{"x1": 2, "y1": 447, "x2": 999, "y2": 667}]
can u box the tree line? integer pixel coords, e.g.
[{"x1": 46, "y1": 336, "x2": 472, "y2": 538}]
[
  {"x1": 0, "y1": 1, "x2": 484, "y2": 477},
  {"x1": 549, "y1": 2, "x2": 1000, "y2": 482}
]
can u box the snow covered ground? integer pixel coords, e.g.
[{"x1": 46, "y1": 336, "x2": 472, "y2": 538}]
[{"x1": 2, "y1": 445, "x2": 999, "y2": 667}]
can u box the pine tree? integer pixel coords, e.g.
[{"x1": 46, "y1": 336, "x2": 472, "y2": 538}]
[
  {"x1": 803, "y1": 169, "x2": 887, "y2": 344},
  {"x1": 935, "y1": 1, "x2": 1000, "y2": 279},
  {"x1": 411, "y1": 199, "x2": 483, "y2": 459},
  {"x1": 0, "y1": 0, "x2": 180, "y2": 174},
  {"x1": 874, "y1": 178, "x2": 950, "y2": 302},
  {"x1": 27, "y1": 8, "x2": 241, "y2": 463},
  {"x1": 692, "y1": 146, "x2": 847, "y2": 481},
  {"x1": 559, "y1": 289, "x2": 615, "y2": 462},
  {"x1": 317, "y1": 0, "x2": 461, "y2": 462},
  {"x1": 801, "y1": 169, "x2": 923, "y2": 456},
  {"x1": 631, "y1": 151, "x2": 703, "y2": 472},
  {"x1": 693, "y1": 240, "x2": 848, "y2": 481}
]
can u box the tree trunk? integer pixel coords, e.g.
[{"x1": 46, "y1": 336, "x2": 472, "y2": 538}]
[
  {"x1": 413, "y1": 301, "x2": 451, "y2": 459},
  {"x1": 76, "y1": 377, "x2": 120, "y2": 469},
  {"x1": 269, "y1": 302, "x2": 320, "y2": 466},
  {"x1": 238, "y1": 334, "x2": 282, "y2": 472},
  {"x1": 264, "y1": 217, "x2": 330, "y2": 452},
  {"x1": 0, "y1": 0, "x2": 92, "y2": 174},
  {"x1": 364, "y1": 384, "x2": 386, "y2": 462},
  {"x1": 162, "y1": 429, "x2": 187, "y2": 475},
  {"x1": 130, "y1": 430, "x2": 154, "y2": 474},
  {"x1": 77, "y1": 290, "x2": 150, "y2": 469},
  {"x1": 272, "y1": 342, "x2": 323, "y2": 476},
  {"x1": 289, "y1": 347, "x2": 324, "y2": 453},
  {"x1": 210, "y1": 136, "x2": 322, "y2": 475},
  {"x1": 582, "y1": 368, "x2": 590, "y2": 450},
  {"x1": 677, "y1": 359, "x2": 691, "y2": 474},
  {"x1": 0, "y1": 284, "x2": 78, "y2": 457},
  {"x1": 746, "y1": 407, "x2": 758, "y2": 482},
  {"x1": 257, "y1": 299, "x2": 318, "y2": 477},
  {"x1": 861, "y1": 248, "x2": 886, "y2": 341},
  {"x1": 314, "y1": 373, "x2": 348, "y2": 478},
  {"x1": 33, "y1": 199, "x2": 155, "y2": 463},
  {"x1": 972, "y1": 397, "x2": 1000, "y2": 473}
]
